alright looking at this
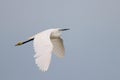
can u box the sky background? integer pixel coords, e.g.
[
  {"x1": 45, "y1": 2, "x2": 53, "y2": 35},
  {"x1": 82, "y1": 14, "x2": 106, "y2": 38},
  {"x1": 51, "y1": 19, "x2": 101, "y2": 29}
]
[{"x1": 0, "y1": 0, "x2": 120, "y2": 80}]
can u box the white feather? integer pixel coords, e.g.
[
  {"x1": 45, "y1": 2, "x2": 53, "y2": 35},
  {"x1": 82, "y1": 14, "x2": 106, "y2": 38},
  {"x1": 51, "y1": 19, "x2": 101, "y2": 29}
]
[
  {"x1": 33, "y1": 29, "x2": 54, "y2": 72},
  {"x1": 16, "y1": 28, "x2": 69, "y2": 72},
  {"x1": 51, "y1": 37, "x2": 65, "y2": 58},
  {"x1": 26, "y1": 28, "x2": 69, "y2": 72}
]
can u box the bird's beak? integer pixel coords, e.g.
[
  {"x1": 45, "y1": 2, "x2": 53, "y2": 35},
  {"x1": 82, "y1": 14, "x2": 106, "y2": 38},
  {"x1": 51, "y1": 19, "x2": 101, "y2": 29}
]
[{"x1": 59, "y1": 28, "x2": 70, "y2": 31}]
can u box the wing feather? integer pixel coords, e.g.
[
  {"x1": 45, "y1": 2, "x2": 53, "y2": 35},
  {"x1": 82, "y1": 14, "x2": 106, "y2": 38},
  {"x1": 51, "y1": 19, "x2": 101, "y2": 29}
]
[
  {"x1": 33, "y1": 31, "x2": 53, "y2": 72},
  {"x1": 51, "y1": 37, "x2": 65, "y2": 58}
]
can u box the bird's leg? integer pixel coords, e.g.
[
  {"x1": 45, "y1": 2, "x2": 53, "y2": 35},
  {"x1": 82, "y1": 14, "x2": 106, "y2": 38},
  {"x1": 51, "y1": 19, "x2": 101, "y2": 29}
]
[{"x1": 15, "y1": 38, "x2": 34, "y2": 46}]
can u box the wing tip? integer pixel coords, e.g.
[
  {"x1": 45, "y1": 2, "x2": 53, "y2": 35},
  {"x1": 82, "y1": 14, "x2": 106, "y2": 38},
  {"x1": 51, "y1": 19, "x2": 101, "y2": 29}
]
[
  {"x1": 34, "y1": 56, "x2": 51, "y2": 72},
  {"x1": 37, "y1": 64, "x2": 49, "y2": 72}
]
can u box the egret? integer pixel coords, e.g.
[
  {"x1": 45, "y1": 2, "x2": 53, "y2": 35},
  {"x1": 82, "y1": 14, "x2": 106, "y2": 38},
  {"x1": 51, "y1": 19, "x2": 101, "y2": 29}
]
[{"x1": 15, "y1": 28, "x2": 69, "y2": 72}]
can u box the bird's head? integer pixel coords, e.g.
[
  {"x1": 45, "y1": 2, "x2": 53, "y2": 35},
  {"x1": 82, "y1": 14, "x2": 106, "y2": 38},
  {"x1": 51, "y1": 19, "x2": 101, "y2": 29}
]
[
  {"x1": 50, "y1": 28, "x2": 70, "y2": 38},
  {"x1": 59, "y1": 28, "x2": 70, "y2": 31}
]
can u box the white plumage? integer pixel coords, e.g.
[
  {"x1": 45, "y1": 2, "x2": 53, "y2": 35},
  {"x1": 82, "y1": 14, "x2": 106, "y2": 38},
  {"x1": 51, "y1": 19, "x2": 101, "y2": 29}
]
[{"x1": 15, "y1": 28, "x2": 69, "y2": 72}]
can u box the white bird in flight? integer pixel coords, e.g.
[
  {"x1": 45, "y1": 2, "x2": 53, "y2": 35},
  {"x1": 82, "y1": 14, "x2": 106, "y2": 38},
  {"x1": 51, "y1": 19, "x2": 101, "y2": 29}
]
[{"x1": 15, "y1": 28, "x2": 69, "y2": 72}]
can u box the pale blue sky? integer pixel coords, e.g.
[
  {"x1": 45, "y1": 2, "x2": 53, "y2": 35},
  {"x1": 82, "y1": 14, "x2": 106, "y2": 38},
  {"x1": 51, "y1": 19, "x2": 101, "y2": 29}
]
[{"x1": 0, "y1": 0, "x2": 120, "y2": 80}]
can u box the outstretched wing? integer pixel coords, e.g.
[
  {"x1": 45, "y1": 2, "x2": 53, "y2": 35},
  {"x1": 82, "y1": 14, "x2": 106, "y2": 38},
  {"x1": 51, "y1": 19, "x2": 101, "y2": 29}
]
[
  {"x1": 33, "y1": 31, "x2": 53, "y2": 72},
  {"x1": 51, "y1": 37, "x2": 65, "y2": 58}
]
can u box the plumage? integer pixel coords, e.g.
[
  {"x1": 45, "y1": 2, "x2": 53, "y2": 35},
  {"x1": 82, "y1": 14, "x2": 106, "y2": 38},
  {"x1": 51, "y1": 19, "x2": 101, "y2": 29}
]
[
  {"x1": 51, "y1": 37, "x2": 65, "y2": 58},
  {"x1": 15, "y1": 28, "x2": 69, "y2": 72},
  {"x1": 33, "y1": 29, "x2": 54, "y2": 71}
]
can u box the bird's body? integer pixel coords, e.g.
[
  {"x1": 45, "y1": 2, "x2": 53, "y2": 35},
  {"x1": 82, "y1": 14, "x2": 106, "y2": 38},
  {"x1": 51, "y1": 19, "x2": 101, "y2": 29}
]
[{"x1": 16, "y1": 28, "x2": 69, "y2": 72}]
